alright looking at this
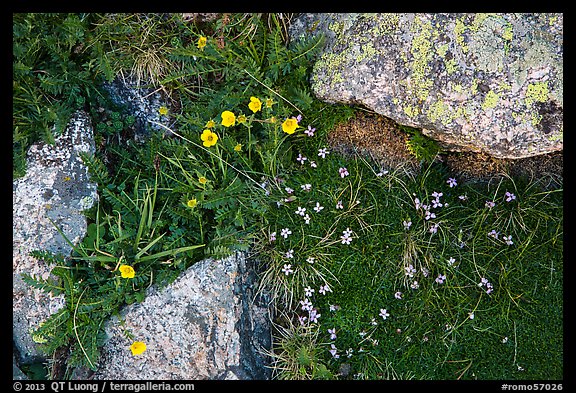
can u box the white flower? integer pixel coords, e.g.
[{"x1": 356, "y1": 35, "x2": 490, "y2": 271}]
[
  {"x1": 379, "y1": 308, "x2": 390, "y2": 320},
  {"x1": 306, "y1": 256, "x2": 316, "y2": 264},
  {"x1": 280, "y1": 228, "x2": 292, "y2": 238},
  {"x1": 295, "y1": 206, "x2": 306, "y2": 216},
  {"x1": 318, "y1": 148, "x2": 330, "y2": 158},
  {"x1": 282, "y1": 264, "x2": 293, "y2": 275},
  {"x1": 313, "y1": 202, "x2": 324, "y2": 213}
]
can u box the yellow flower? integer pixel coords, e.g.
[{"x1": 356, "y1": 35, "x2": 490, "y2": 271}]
[
  {"x1": 248, "y1": 96, "x2": 262, "y2": 113},
  {"x1": 237, "y1": 114, "x2": 247, "y2": 124},
  {"x1": 200, "y1": 129, "x2": 218, "y2": 147},
  {"x1": 269, "y1": 116, "x2": 277, "y2": 124},
  {"x1": 187, "y1": 198, "x2": 197, "y2": 208},
  {"x1": 234, "y1": 143, "x2": 242, "y2": 152},
  {"x1": 158, "y1": 106, "x2": 168, "y2": 116},
  {"x1": 265, "y1": 98, "x2": 275, "y2": 108},
  {"x1": 205, "y1": 119, "x2": 216, "y2": 128},
  {"x1": 119, "y1": 264, "x2": 135, "y2": 279},
  {"x1": 221, "y1": 111, "x2": 236, "y2": 127},
  {"x1": 197, "y1": 36, "x2": 207, "y2": 50},
  {"x1": 130, "y1": 341, "x2": 147, "y2": 356},
  {"x1": 198, "y1": 176, "x2": 208, "y2": 185},
  {"x1": 282, "y1": 118, "x2": 299, "y2": 134}
]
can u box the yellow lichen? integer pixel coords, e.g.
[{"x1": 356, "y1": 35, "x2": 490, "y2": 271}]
[
  {"x1": 408, "y1": 16, "x2": 435, "y2": 102},
  {"x1": 502, "y1": 25, "x2": 513, "y2": 41},
  {"x1": 403, "y1": 104, "x2": 419, "y2": 118},
  {"x1": 482, "y1": 90, "x2": 500, "y2": 110},
  {"x1": 525, "y1": 82, "x2": 549, "y2": 106}
]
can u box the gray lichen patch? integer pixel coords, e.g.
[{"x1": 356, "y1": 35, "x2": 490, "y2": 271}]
[
  {"x1": 93, "y1": 253, "x2": 271, "y2": 380},
  {"x1": 291, "y1": 13, "x2": 563, "y2": 159},
  {"x1": 13, "y1": 110, "x2": 98, "y2": 364}
]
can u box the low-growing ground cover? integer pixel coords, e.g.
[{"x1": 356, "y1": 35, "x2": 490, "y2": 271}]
[{"x1": 14, "y1": 13, "x2": 563, "y2": 380}]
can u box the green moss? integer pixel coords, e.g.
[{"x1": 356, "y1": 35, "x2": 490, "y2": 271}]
[{"x1": 482, "y1": 90, "x2": 500, "y2": 110}]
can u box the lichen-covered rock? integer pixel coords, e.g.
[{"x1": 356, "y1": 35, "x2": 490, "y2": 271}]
[
  {"x1": 93, "y1": 252, "x2": 272, "y2": 380},
  {"x1": 290, "y1": 13, "x2": 563, "y2": 159},
  {"x1": 13, "y1": 111, "x2": 98, "y2": 364}
]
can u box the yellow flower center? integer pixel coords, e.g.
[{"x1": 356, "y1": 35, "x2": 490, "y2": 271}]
[
  {"x1": 187, "y1": 198, "x2": 197, "y2": 208},
  {"x1": 200, "y1": 129, "x2": 218, "y2": 147}
]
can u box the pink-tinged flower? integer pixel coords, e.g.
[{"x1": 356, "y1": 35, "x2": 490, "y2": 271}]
[
  {"x1": 304, "y1": 125, "x2": 316, "y2": 137},
  {"x1": 394, "y1": 291, "x2": 402, "y2": 300},
  {"x1": 269, "y1": 231, "x2": 276, "y2": 242},
  {"x1": 336, "y1": 200, "x2": 344, "y2": 209},
  {"x1": 447, "y1": 257, "x2": 456, "y2": 266},
  {"x1": 300, "y1": 298, "x2": 313, "y2": 311},
  {"x1": 284, "y1": 249, "x2": 294, "y2": 259},
  {"x1": 282, "y1": 264, "x2": 294, "y2": 275},
  {"x1": 280, "y1": 228, "x2": 292, "y2": 238},
  {"x1": 488, "y1": 229, "x2": 500, "y2": 239},
  {"x1": 379, "y1": 308, "x2": 390, "y2": 320},
  {"x1": 505, "y1": 191, "x2": 516, "y2": 202},
  {"x1": 301, "y1": 183, "x2": 312, "y2": 192},
  {"x1": 414, "y1": 197, "x2": 422, "y2": 210},
  {"x1": 435, "y1": 274, "x2": 446, "y2": 284},
  {"x1": 329, "y1": 343, "x2": 339, "y2": 358},
  {"x1": 309, "y1": 308, "x2": 321, "y2": 323},
  {"x1": 319, "y1": 284, "x2": 332, "y2": 295},
  {"x1": 503, "y1": 235, "x2": 513, "y2": 245},
  {"x1": 296, "y1": 153, "x2": 307, "y2": 165},
  {"x1": 304, "y1": 214, "x2": 311, "y2": 224},
  {"x1": 422, "y1": 267, "x2": 430, "y2": 277},
  {"x1": 485, "y1": 200, "x2": 496, "y2": 209},
  {"x1": 403, "y1": 220, "x2": 412, "y2": 230},
  {"x1": 304, "y1": 286, "x2": 314, "y2": 297},
  {"x1": 405, "y1": 264, "x2": 416, "y2": 277},
  {"x1": 285, "y1": 187, "x2": 294, "y2": 194},
  {"x1": 298, "y1": 315, "x2": 308, "y2": 325},
  {"x1": 339, "y1": 167, "x2": 349, "y2": 178},
  {"x1": 447, "y1": 178, "x2": 458, "y2": 188},
  {"x1": 318, "y1": 148, "x2": 330, "y2": 158},
  {"x1": 328, "y1": 328, "x2": 337, "y2": 340},
  {"x1": 329, "y1": 304, "x2": 339, "y2": 312},
  {"x1": 459, "y1": 194, "x2": 468, "y2": 201},
  {"x1": 429, "y1": 223, "x2": 439, "y2": 234},
  {"x1": 340, "y1": 232, "x2": 352, "y2": 245},
  {"x1": 313, "y1": 202, "x2": 324, "y2": 213},
  {"x1": 410, "y1": 281, "x2": 419, "y2": 289}
]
